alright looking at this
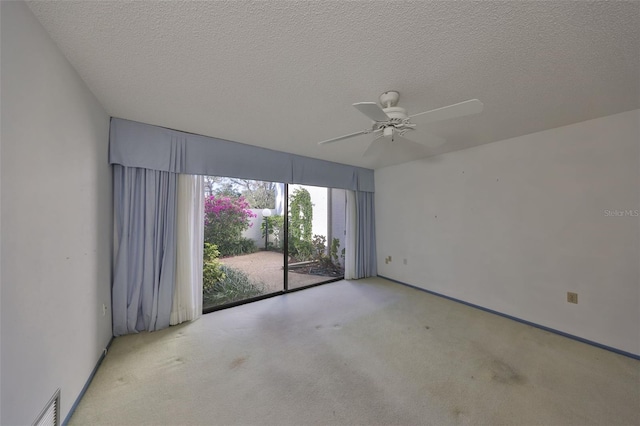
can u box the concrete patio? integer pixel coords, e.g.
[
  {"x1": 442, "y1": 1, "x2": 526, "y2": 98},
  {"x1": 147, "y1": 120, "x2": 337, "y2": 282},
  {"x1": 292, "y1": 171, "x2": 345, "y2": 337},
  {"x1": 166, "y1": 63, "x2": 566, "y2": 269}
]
[{"x1": 220, "y1": 250, "x2": 336, "y2": 293}]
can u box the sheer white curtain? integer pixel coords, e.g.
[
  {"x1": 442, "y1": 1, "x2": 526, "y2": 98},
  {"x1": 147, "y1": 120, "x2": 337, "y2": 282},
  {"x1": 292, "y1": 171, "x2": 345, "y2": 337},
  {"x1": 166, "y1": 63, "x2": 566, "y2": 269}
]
[
  {"x1": 170, "y1": 174, "x2": 204, "y2": 325},
  {"x1": 344, "y1": 190, "x2": 357, "y2": 279}
]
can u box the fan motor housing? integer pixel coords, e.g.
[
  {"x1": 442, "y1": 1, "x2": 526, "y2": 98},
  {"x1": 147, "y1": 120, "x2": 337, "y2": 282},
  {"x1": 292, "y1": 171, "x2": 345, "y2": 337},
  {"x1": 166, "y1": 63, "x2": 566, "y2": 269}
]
[{"x1": 382, "y1": 106, "x2": 407, "y2": 121}]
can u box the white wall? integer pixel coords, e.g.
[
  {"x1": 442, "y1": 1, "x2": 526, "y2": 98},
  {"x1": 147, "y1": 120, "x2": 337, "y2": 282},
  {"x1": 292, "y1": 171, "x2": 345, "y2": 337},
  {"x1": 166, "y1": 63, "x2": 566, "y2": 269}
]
[
  {"x1": 0, "y1": 2, "x2": 112, "y2": 424},
  {"x1": 376, "y1": 110, "x2": 639, "y2": 355},
  {"x1": 243, "y1": 208, "x2": 273, "y2": 247}
]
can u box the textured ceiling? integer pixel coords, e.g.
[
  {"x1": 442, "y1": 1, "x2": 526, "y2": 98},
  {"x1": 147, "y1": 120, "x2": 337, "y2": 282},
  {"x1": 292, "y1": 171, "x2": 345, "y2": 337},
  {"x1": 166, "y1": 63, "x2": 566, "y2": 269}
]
[{"x1": 28, "y1": 1, "x2": 639, "y2": 169}]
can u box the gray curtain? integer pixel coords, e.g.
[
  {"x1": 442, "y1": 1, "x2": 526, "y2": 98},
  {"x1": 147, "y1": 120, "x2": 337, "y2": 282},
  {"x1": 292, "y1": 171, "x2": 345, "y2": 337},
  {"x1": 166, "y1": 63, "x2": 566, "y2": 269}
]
[
  {"x1": 112, "y1": 165, "x2": 178, "y2": 336},
  {"x1": 355, "y1": 191, "x2": 377, "y2": 278}
]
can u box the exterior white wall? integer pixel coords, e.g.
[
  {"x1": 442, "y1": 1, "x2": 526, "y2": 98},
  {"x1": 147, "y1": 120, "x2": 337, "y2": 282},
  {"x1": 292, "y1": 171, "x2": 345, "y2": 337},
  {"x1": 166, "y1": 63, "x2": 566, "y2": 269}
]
[
  {"x1": 246, "y1": 188, "x2": 346, "y2": 256},
  {"x1": 0, "y1": 2, "x2": 112, "y2": 424},
  {"x1": 376, "y1": 110, "x2": 639, "y2": 355},
  {"x1": 243, "y1": 209, "x2": 273, "y2": 247}
]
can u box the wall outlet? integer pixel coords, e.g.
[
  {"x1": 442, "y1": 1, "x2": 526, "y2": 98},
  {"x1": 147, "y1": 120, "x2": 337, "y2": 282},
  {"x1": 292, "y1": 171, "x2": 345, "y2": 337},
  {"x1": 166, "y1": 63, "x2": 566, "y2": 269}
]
[
  {"x1": 567, "y1": 292, "x2": 578, "y2": 304},
  {"x1": 102, "y1": 303, "x2": 108, "y2": 316}
]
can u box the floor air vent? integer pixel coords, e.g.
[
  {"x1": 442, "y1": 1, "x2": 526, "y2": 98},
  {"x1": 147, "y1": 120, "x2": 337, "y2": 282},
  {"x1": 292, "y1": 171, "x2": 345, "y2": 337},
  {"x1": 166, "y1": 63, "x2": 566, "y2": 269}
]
[{"x1": 33, "y1": 389, "x2": 60, "y2": 426}]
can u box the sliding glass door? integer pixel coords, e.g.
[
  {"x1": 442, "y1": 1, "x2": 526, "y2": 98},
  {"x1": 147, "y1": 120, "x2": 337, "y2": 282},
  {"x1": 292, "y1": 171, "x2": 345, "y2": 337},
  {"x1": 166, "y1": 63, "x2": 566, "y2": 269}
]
[
  {"x1": 202, "y1": 177, "x2": 284, "y2": 311},
  {"x1": 287, "y1": 185, "x2": 346, "y2": 290},
  {"x1": 201, "y1": 179, "x2": 345, "y2": 312}
]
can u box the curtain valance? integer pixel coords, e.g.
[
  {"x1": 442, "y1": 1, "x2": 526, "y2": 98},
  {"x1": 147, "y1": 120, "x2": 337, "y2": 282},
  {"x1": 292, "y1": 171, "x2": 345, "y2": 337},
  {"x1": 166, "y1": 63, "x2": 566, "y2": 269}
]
[{"x1": 109, "y1": 118, "x2": 375, "y2": 192}]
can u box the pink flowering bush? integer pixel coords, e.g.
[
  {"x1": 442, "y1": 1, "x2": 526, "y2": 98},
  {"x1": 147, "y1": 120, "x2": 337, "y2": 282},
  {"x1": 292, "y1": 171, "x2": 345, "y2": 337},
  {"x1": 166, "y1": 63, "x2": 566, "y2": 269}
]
[{"x1": 204, "y1": 195, "x2": 257, "y2": 256}]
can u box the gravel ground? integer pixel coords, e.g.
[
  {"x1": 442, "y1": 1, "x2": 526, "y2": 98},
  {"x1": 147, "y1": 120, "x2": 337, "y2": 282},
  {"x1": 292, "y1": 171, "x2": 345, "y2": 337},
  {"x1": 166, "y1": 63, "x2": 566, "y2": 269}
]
[{"x1": 220, "y1": 251, "x2": 331, "y2": 293}]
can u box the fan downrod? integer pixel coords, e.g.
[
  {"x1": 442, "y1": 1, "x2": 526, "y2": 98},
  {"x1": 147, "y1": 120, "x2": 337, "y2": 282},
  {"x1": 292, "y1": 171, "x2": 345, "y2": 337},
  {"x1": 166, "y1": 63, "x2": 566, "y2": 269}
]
[{"x1": 379, "y1": 91, "x2": 400, "y2": 108}]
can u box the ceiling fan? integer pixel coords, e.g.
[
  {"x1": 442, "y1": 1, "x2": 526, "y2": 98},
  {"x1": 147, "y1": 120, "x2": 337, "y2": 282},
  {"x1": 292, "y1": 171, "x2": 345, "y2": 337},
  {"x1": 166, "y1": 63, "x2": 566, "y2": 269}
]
[{"x1": 317, "y1": 91, "x2": 483, "y2": 156}]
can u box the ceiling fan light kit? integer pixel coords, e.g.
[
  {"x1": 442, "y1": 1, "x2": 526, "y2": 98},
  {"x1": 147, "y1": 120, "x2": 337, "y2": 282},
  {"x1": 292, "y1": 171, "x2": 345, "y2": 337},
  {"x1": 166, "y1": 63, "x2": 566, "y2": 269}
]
[
  {"x1": 317, "y1": 90, "x2": 484, "y2": 157},
  {"x1": 383, "y1": 126, "x2": 395, "y2": 140}
]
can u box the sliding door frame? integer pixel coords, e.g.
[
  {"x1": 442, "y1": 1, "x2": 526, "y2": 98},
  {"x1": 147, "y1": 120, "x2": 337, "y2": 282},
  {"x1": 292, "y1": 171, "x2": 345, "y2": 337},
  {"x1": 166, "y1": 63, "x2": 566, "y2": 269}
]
[
  {"x1": 202, "y1": 182, "x2": 343, "y2": 315},
  {"x1": 283, "y1": 183, "x2": 289, "y2": 292}
]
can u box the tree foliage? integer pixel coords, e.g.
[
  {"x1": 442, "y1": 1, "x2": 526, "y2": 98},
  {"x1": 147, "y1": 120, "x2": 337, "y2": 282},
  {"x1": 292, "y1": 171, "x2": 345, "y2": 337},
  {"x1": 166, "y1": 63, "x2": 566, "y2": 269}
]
[
  {"x1": 232, "y1": 179, "x2": 276, "y2": 209},
  {"x1": 214, "y1": 182, "x2": 241, "y2": 198},
  {"x1": 204, "y1": 176, "x2": 277, "y2": 209},
  {"x1": 203, "y1": 176, "x2": 222, "y2": 197}
]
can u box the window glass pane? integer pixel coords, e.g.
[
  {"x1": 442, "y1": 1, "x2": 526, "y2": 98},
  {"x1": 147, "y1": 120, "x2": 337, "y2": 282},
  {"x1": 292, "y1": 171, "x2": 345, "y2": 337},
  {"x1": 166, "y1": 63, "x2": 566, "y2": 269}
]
[
  {"x1": 287, "y1": 185, "x2": 345, "y2": 290},
  {"x1": 202, "y1": 177, "x2": 283, "y2": 311}
]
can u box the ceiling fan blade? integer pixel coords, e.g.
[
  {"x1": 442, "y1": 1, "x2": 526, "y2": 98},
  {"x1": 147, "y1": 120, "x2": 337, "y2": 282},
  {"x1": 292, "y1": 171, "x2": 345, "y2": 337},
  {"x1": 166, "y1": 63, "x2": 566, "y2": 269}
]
[
  {"x1": 353, "y1": 102, "x2": 390, "y2": 122},
  {"x1": 402, "y1": 131, "x2": 446, "y2": 148},
  {"x1": 362, "y1": 136, "x2": 387, "y2": 158},
  {"x1": 365, "y1": 135, "x2": 431, "y2": 168},
  {"x1": 318, "y1": 130, "x2": 370, "y2": 145},
  {"x1": 409, "y1": 99, "x2": 483, "y2": 123}
]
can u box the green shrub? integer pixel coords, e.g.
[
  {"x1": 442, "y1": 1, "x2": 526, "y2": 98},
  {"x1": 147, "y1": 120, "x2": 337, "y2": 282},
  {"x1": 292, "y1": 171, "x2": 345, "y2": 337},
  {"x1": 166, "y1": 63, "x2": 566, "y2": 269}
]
[
  {"x1": 202, "y1": 243, "x2": 225, "y2": 292},
  {"x1": 289, "y1": 188, "x2": 312, "y2": 241},
  {"x1": 203, "y1": 265, "x2": 265, "y2": 306},
  {"x1": 312, "y1": 234, "x2": 333, "y2": 268},
  {"x1": 289, "y1": 188, "x2": 313, "y2": 259},
  {"x1": 204, "y1": 195, "x2": 256, "y2": 257},
  {"x1": 330, "y1": 238, "x2": 341, "y2": 265},
  {"x1": 290, "y1": 239, "x2": 314, "y2": 261},
  {"x1": 260, "y1": 215, "x2": 285, "y2": 250},
  {"x1": 225, "y1": 237, "x2": 257, "y2": 257}
]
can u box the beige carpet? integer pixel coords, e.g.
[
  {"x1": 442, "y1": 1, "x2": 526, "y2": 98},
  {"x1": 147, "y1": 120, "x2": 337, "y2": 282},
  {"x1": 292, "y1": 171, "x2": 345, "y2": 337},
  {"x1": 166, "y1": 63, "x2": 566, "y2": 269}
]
[{"x1": 70, "y1": 278, "x2": 639, "y2": 425}]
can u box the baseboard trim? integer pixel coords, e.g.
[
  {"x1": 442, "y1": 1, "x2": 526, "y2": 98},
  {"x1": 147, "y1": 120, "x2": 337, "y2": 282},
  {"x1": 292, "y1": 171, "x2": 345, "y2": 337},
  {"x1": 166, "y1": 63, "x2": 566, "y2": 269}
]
[
  {"x1": 62, "y1": 336, "x2": 114, "y2": 425},
  {"x1": 378, "y1": 275, "x2": 640, "y2": 361}
]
